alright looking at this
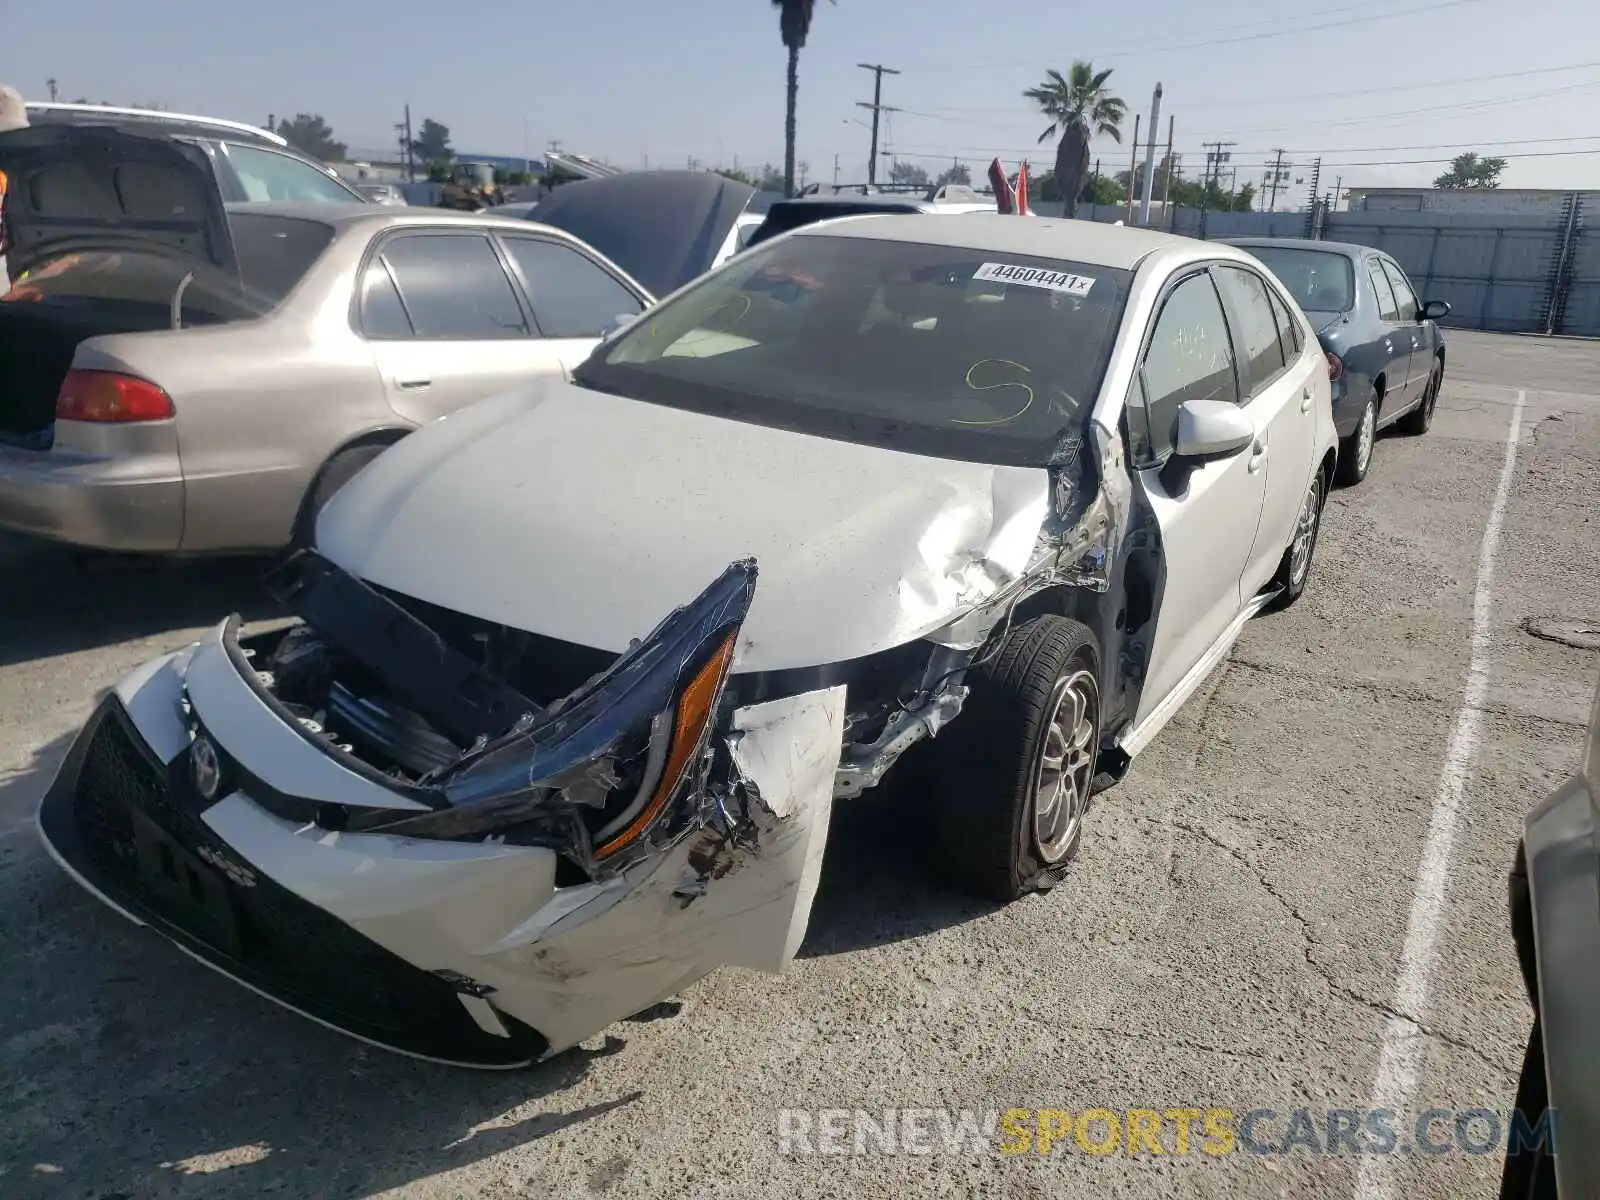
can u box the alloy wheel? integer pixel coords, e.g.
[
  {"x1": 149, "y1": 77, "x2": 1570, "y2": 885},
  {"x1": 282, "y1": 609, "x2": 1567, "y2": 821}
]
[
  {"x1": 1289, "y1": 476, "x2": 1322, "y2": 589},
  {"x1": 1357, "y1": 402, "x2": 1375, "y2": 476},
  {"x1": 1033, "y1": 668, "x2": 1099, "y2": 863}
]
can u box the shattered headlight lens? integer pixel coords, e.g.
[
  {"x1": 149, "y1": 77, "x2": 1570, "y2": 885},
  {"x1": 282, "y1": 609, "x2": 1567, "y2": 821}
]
[{"x1": 357, "y1": 562, "x2": 754, "y2": 871}]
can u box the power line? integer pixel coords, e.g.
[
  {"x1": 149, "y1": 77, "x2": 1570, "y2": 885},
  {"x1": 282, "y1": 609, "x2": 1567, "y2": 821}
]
[
  {"x1": 907, "y1": 57, "x2": 1600, "y2": 115},
  {"x1": 881, "y1": 145, "x2": 1600, "y2": 171},
  {"x1": 856, "y1": 62, "x2": 901, "y2": 187},
  {"x1": 901, "y1": 0, "x2": 1482, "y2": 72}
]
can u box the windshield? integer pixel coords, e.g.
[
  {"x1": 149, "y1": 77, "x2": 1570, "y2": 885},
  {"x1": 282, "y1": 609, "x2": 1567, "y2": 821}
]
[
  {"x1": 1242, "y1": 246, "x2": 1355, "y2": 313},
  {"x1": 575, "y1": 232, "x2": 1134, "y2": 466}
]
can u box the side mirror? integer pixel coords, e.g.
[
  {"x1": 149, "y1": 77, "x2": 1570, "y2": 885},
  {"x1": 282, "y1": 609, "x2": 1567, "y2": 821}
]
[
  {"x1": 1174, "y1": 399, "x2": 1256, "y2": 462},
  {"x1": 1419, "y1": 299, "x2": 1451, "y2": 322}
]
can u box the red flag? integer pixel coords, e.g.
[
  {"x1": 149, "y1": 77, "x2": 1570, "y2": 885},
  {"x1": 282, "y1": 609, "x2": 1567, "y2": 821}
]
[
  {"x1": 988, "y1": 157, "x2": 1016, "y2": 214},
  {"x1": 1015, "y1": 161, "x2": 1030, "y2": 215}
]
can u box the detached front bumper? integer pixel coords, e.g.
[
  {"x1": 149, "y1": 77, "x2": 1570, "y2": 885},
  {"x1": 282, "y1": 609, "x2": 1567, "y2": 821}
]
[
  {"x1": 0, "y1": 442, "x2": 183, "y2": 551},
  {"x1": 38, "y1": 608, "x2": 843, "y2": 1066}
]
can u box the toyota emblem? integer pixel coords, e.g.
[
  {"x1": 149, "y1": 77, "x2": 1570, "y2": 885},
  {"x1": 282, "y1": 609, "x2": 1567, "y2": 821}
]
[{"x1": 191, "y1": 735, "x2": 223, "y2": 801}]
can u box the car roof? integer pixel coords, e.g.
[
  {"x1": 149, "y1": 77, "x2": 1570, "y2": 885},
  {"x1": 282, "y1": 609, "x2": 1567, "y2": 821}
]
[
  {"x1": 793, "y1": 212, "x2": 1228, "y2": 272},
  {"x1": 1225, "y1": 237, "x2": 1384, "y2": 259},
  {"x1": 24, "y1": 102, "x2": 287, "y2": 147},
  {"x1": 222, "y1": 200, "x2": 591, "y2": 239}
]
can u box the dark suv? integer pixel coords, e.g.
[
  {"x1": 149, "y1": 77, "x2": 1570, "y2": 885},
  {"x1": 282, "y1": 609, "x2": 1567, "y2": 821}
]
[{"x1": 23, "y1": 102, "x2": 367, "y2": 206}]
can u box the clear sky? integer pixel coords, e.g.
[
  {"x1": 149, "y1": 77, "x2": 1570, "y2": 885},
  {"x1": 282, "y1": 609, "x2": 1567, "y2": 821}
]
[{"x1": 10, "y1": 0, "x2": 1600, "y2": 205}]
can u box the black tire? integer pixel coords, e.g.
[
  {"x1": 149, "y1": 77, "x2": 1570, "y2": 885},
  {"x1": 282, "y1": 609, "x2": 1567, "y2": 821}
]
[
  {"x1": 292, "y1": 442, "x2": 393, "y2": 548},
  {"x1": 931, "y1": 615, "x2": 1101, "y2": 903},
  {"x1": 1335, "y1": 397, "x2": 1376, "y2": 486},
  {"x1": 1266, "y1": 467, "x2": 1325, "y2": 611},
  {"x1": 1397, "y1": 360, "x2": 1442, "y2": 436}
]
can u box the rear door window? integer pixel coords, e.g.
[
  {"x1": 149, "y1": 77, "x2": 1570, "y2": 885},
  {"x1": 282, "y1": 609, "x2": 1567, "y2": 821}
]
[
  {"x1": 377, "y1": 233, "x2": 528, "y2": 340},
  {"x1": 1265, "y1": 282, "x2": 1302, "y2": 361},
  {"x1": 1367, "y1": 260, "x2": 1400, "y2": 321},
  {"x1": 359, "y1": 258, "x2": 413, "y2": 339},
  {"x1": 1381, "y1": 259, "x2": 1419, "y2": 322},
  {"x1": 499, "y1": 236, "x2": 643, "y2": 338},
  {"x1": 1214, "y1": 266, "x2": 1287, "y2": 396}
]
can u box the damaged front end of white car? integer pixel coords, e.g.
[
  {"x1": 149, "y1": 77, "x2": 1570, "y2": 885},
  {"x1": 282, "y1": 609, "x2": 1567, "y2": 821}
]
[{"x1": 36, "y1": 555, "x2": 848, "y2": 1066}]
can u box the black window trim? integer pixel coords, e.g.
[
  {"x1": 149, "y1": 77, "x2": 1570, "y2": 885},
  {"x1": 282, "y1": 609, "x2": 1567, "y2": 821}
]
[
  {"x1": 1127, "y1": 262, "x2": 1247, "y2": 470},
  {"x1": 350, "y1": 226, "x2": 536, "y2": 342},
  {"x1": 490, "y1": 230, "x2": 650, "y2": 340}
]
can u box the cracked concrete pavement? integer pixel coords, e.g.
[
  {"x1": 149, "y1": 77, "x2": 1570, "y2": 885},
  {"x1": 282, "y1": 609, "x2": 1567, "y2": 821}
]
[{"x1": 1, "y1": 331, "x2": 1596, "y2": 1198}]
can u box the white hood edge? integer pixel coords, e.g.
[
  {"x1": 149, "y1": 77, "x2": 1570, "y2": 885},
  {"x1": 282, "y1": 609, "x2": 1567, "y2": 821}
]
[{"x1": 316, "y1": 379, "x2": 1051, "y2": 674}]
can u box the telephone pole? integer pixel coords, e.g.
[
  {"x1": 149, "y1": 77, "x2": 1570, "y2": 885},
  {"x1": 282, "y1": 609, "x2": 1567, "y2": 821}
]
[
  {"x1": 395, "y1": 104, "x2": 414, "y2": 181},
  {"x1": 857, "y1": 62, "x2": 901, "y2": 187},
  {"x1": 1201, "y1": 140, "x2": 1235, "y2": 192},
  {"x1": 1264, "y1": 148, "x2": 1291, "y2": 211}
]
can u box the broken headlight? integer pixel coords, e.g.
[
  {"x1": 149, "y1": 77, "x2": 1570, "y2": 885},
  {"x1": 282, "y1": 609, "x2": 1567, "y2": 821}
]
[{"x1": 357, "y1": 560, "x2": 756, "y2": 870}]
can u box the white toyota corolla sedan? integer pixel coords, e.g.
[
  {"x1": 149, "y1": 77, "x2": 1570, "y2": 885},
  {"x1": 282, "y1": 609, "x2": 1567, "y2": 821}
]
[{"x1": 38, "y1": 214, "x2": 1337, "y2": 1066}]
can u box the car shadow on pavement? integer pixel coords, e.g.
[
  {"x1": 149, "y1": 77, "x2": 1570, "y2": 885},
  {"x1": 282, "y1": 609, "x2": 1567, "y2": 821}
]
[
  {"x1": 0, "y1": 536, "x2": 284, "y2": 669},
  {"x1": 0, "y1": 734, "x2": 644, "y2": 1200},
  {"x1": 798, "y1": 787, "x2": 1001, "y2": 959}
]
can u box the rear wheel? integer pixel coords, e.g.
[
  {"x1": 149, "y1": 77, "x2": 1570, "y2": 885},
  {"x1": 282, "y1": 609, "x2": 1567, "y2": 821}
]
[
  {"x1": 1267, "y1": 469, "x2": 1325, "y2": 611},
  {"x1": 1336, "y1": 397, "x2": 1376, "y2": 486},
  {"x1": 931, "y1": 616, "x2": 1101, "y2": 903},
  {"x1": 291, "y1": 442, "x2": 393, "y2": 548},
  {"x1": 1397, "y1": 360, "x2": 1442, "y2": 436}
]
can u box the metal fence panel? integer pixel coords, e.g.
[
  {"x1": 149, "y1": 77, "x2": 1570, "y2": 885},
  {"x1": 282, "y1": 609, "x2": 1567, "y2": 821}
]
[{"x1": 1559, "y1": 201, "x2": 1600, "y2": 336}]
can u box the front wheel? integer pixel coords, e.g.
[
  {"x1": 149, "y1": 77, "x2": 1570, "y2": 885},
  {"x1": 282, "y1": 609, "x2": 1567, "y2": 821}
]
[{"x1": 931, "y1": 615, "x2": 1101, "y2": 903}]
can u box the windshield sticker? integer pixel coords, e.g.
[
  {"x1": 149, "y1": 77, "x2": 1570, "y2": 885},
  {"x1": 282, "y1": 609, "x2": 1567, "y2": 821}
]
[{"x1": 973, "y1": 262, "x2": 1096, "y2": 297}]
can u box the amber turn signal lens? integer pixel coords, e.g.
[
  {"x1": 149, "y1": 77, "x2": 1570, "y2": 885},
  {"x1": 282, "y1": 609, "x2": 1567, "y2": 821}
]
[{"x1": 594, "y1": 631, "x2": 737, "y2": 859}]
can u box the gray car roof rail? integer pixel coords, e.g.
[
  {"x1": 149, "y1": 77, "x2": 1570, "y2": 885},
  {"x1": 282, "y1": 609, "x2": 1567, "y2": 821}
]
[{"x1": 24, "y1": 102, "x2": 288, "y2": 147}]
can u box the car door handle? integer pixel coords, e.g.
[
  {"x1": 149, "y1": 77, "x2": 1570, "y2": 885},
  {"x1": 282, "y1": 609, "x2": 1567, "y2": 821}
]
[
  {"x1": 395, "y1": 378, "x2": 432, "y2": 391},
  {"x1": 1300, "y1": 387, "x2": 1313, "y2": 413},
  {"x1": 1247, "y1": 437, "x2": 1268, "y2": 473}
]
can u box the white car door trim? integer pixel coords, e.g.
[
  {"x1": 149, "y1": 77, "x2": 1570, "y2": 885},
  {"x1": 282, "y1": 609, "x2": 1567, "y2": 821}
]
[{"x1": 1116, "y1": 586, "x2": 1277, "y2": 758}]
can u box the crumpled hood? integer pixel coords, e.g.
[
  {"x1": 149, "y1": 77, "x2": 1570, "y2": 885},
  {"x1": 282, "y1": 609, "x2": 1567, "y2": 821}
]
[{"x1": 316, "y1": 380, "x2": 1051, "y2": 674}]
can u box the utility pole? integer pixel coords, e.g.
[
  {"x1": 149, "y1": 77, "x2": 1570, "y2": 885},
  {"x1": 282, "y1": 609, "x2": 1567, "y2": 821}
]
[
  {"x1": 1159, "y1": 116, "x2": 1176, "y2": 230},
  {"x1": 856, "y1": 62, "x2": 900, "y2": 187},
  {"x1": 47, "y1": 78, "x2": 58, "y2": 102},
  {"x1": 1201, "y1": 140, "x2": 1235, "y2": 192},
  {"x1": 395, "y1": 104, "x2": 414, "y2": 181},
  {"x1": 833, "y1": 154, "x2": 840, "y2": 185},
  {"x1": 1265, "y1": 148, "x2": 1291, "y2": 212},
  {"x1": 1138, "y1": 83, "x2": 1163, "y2": 227},
  {"x1": 1123, "y1": 113, "x2": 1141, "y2": 225}
]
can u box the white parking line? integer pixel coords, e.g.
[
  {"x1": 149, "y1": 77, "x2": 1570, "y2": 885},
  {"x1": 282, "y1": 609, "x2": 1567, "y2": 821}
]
[{"x1": 1354, "y1": 388, "x2": 1526, "y2": 1200}]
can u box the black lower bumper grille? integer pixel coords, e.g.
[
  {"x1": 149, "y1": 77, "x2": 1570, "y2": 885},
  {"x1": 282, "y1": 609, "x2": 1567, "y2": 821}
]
[{"x1": 43, "y1": 701, "x2": 548, "y2": 1067}]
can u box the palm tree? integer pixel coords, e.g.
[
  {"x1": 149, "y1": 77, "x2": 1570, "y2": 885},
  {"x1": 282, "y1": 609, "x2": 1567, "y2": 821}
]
[
  {"x1": 1024, "y1": 62, "x2": 1127, "y2": 217},
  {"x1": 770, "y1": 0, "x2": 833, "y2": 197}
]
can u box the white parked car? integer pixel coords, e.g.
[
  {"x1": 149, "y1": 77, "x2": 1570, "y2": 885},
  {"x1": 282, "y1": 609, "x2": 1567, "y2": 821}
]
[{"x1": 38, "y1": 213, "x2": 1337, "y2": 1066}]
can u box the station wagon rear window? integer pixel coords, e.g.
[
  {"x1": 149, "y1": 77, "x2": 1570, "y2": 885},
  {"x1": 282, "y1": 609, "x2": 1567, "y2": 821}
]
[{"x1": 577, "y1": 234, "x2": 1134, "y2": 466}]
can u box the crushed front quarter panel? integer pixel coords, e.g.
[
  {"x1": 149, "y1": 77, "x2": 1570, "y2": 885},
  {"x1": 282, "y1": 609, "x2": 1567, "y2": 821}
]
[{"x1": 199, "y1": 684, "x2": 845, "y2": 1055}]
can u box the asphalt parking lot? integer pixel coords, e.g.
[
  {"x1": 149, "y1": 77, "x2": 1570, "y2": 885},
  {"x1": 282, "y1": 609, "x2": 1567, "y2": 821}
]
[{"x1": 1, "y1": 329, "x2": 1597, "y2": 1199}]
